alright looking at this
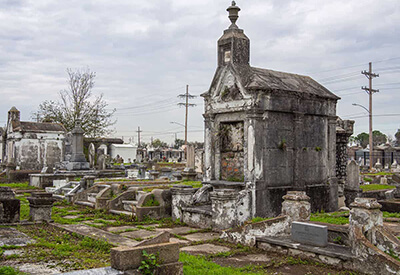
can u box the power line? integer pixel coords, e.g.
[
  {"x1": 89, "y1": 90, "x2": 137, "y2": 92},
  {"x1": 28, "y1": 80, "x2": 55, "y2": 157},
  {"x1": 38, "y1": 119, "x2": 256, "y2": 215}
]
[{"x1": 178, "y1": 85, "x2": 196, "y2": 147}]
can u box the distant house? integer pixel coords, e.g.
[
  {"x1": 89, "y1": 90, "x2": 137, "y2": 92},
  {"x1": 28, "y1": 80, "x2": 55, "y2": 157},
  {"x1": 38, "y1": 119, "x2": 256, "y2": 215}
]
[
  {"x1": 110, "y1": 144, "x2": 138, "y2": 163},
  {"x1": 1, "y1": 107, "x2": 66, "y2": 170}
]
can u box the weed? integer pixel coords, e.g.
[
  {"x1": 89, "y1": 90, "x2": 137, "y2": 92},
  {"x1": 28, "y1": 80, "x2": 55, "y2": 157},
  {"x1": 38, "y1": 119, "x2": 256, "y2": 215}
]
[
  {"x1": 386, "y1": 249, "x2": 400, "y2": 262},
  {"x1": 0, "y1": 266, "x2": 26, "y2": 275},
  {"x1": 333, "y1": 236, "x2": 344, "y2": 245},
  {"x1": 360, "y1": 184, "x2": 395, "y2": 191},
  {"x1": 142, "y1": 194, "x2": 160, "y2": 207},
  {"x1": 315, "y1": 146, "x2": 322, "y2": 152},
  {"x1": 139, "y1": 250, "x2": 161, "y2": 275},
  {"x1": 310, "y1": 211, "x2": 349, "y2": 225}
]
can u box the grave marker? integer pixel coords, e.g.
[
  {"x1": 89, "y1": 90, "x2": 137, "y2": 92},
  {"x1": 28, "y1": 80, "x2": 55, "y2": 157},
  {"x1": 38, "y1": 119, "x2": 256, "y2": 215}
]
[{"x1": 291, "y1": 221, "x2": 328, "y2": 247}]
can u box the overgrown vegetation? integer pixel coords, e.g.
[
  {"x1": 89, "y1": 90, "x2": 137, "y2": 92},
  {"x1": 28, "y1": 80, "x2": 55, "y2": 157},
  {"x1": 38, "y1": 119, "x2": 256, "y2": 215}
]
[
  {"x1": 138, "y1": 250, "x2": 161, "y2": 275},
  {"x1": 310, "y1": 211, "x2": 349, "y2": 225},
  {"x1": 7, "y1": 224, "x2": 112, "y2": 271},
  {"x1": 142, "y1": 194, "x2": 160, "y2": 207},
  {"x1": 363, "y1": 172, "x2": 393, "y2": 176},
  {"x1": 0, "y1": 182, "x2": 37, "y2": 190},
  {"x1": 360, "y1": 184, "x2": 395, "y2": 191},
  {"x1": 180, "y1": 252, "x2": 264, "y2": 275},
  {"x1": 0, "y1": 266, "x2": 26, "y2": 275}
]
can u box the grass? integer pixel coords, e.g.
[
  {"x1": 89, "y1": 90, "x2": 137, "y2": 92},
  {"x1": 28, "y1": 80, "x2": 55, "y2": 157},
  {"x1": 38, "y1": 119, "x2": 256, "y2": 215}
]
[
  {"x1": 179, "y1": 181, "x2": 203, "y2": 188},
  {"x1": 363, "y1": 172, "x2": 393, "y2": 176},
  {"x1": 360, "y1": 184, "x2": 396, "y2": 191},
  {"x1": 0, "y1": 266, "x2": 26, "y2": 275},
  {"x1": 0, "y1": 182, "x2": 38, "y2": 190},
  {"x1": 142, "y1": 194, "x2": 160, "y2": 207},
  {"x1": 310, "y1": 211, "x2": 349, "y2": 225},
  {"x1": 11, "y1": 224, "x2": 112, "y2": 271},
  {"x1": 180, "y1": 252, "x2": 265, "y2": 275}
]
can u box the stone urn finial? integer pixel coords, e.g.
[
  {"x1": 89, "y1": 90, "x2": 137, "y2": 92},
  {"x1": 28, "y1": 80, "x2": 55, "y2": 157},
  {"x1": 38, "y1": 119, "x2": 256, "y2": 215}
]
[{"x1": 227, "y1": 1, "x2": 241, "y2": 29}]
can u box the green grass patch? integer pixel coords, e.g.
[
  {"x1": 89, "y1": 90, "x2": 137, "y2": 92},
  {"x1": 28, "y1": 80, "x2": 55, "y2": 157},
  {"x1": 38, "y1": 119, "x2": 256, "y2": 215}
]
[
  {"x1": 142, "y1": 194, "x2": 160, "y2": 207},
  {"x1": 0, "y1": 182, "x2": 37, "y2": 190},
  {"x1": 363, "y1": 177, "x2": 373, "y2": 182},
  {"x1": 0, "y1": 266, "x2": 26, "y2": 275},
  {"x1": 360, "y1": 184, "x2": 396, "y2": 191},
  {"x1": 179, "y1": 181, "x2": 203, "y2": 188},
  {"x1": 180, "y1": 252, "x2": 265, "y2": 275},
  {"x1": 363, "y1": 172, "x2": 393, "y2": 176},
  {"x1": 310, "y1": 211, "x2": 349, "y2": 225},
  {"x1": 16, "y1": 224, "x2": 112, "y2": 271}
]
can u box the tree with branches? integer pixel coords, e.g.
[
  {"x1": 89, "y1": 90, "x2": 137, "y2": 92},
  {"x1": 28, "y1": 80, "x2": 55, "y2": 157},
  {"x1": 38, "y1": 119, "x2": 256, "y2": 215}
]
[{"x1": 33, "y1": 68, "x2": 116, "y2": 137}]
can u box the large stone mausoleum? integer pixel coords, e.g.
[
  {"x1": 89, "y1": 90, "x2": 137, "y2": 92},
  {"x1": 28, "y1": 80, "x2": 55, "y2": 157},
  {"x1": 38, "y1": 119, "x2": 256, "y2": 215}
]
[{"x1": 201, "y1": 2, "x2": 340, "y2": 218}]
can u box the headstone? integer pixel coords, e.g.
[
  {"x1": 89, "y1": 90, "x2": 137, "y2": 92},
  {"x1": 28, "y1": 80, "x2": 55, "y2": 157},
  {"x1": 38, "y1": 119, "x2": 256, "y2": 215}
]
[
  {"x1": 66, "y1": 120, "x2": 90, "y2": 171},
  {"x1": 374, "y1": 159, "x2": 383, "y2": 171},
  {"x1": 346, "y1": 160, "x2": 360, "y2": 190},
  {"x1": 186, "y1": 145, "x2": 195, "y2": 168},
  {"x1": 41, "y1": 167, "x2": 51, "y2": 174},
  {"x1": 127, "y1": 169, "x2": 139, "y2": 179},
  {"x1": 392, "y1": 160, "x2": 400, "y2": 173},
  {"x1": 0, "y1": 187, "x2": 20, "y2": 223},
  {"x1": 88, "y1": 143, "x2": 96, "y2": 168},
  {"x1": 291, "y1": 221, "x2": 328, "y2": 247},
  {"x1": 380, "y1": 176, "x2": 388, "y2": 185}
]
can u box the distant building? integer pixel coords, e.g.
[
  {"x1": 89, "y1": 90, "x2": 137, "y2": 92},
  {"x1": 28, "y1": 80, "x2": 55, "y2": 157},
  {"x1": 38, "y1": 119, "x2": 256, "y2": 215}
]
[
  {"x1": 110, "y1": 144, "x2": 138, "y2": 163},
  {"x1": 1, "y1": 107, "x2": 66, "y2": 170}
]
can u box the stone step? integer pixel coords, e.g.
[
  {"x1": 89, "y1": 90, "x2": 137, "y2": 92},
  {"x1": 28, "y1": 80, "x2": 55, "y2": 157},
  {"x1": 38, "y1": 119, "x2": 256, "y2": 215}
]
[
  {"x1": 122, "y1": 200, "x2": 138, "y2": 212},
  {"x1": 75, "y1": 200, "x2": 95, "y2": 208},
  {"x1": 61, "y1": 188, "x2": 73, "y2": 194},
  {"x1": 53, "y1": 194, "x2": 65, "y2": 200},
  {"x1": 109, "y1": 209, "x2": 134, "y2": 216},
  {"x1": 87, "y1": 193, "x2": 98, "y2": 203},
  {"x1": 256, "y1": 236, "x2": 354, "y2": 261},
  {"x1": 45, "y1": 187, "x2": 57, "y2": 193}
]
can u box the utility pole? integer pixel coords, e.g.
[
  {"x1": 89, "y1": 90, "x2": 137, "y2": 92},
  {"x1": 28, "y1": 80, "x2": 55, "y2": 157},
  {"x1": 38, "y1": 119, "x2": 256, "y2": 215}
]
[
  {"x1": 361, "y1": 62, "x2": 379, "y2": 171},
  {"x1": 136, "y1": 127, "x2": 142, "y2": 147},
  {"x1": 178, "y1": 85, "x2": 196, "y2": 147}
]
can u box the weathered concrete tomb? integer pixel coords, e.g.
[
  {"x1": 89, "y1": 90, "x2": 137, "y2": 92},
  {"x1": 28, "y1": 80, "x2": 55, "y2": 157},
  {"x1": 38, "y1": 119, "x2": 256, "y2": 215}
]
[
  {"x1": 1, "y1": 107, "x2": 66, "y2": 171},
  {"x1": 201, "y1": 2, "x2": 341, "y2": 218}
]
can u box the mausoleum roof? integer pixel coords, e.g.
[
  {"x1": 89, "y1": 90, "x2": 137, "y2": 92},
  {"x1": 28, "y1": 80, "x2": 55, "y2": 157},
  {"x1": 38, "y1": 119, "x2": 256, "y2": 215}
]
[
  {"x1": 11, "y1": 121, "x2": 66, "y2": 133},
  {"x1": 244, "y1": 66, "x2": 340, "y2": 100}
]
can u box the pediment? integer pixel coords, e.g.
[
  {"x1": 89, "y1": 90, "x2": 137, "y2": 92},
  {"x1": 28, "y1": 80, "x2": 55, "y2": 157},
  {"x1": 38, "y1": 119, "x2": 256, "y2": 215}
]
[{"x1": 209, "y1": 67, "x2": 247, "y2": 102}]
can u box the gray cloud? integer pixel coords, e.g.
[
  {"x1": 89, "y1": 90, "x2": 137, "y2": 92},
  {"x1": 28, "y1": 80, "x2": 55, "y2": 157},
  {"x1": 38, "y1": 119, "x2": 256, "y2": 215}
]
[{"x1": 0, "y1": 0, "x2": 399, "y2": 142}]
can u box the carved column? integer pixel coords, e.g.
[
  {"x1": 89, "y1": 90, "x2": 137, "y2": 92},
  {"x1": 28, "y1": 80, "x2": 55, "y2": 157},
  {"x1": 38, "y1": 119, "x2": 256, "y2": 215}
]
[
  {"x1": 281, "y1": 191, "x2": 311, "y2": 222},
  {"x1": 203, "y1": 113, "x2": 215, "y2": 181},
  {"x1": 170, "y1": 186, "x2": 196, "y2": 221},
  {"x1": 210, "y1": 189, "x2": 239, "y2": 230},
  {"x1": 293, "y1": 112, "x2": 304, "y2": 187}
]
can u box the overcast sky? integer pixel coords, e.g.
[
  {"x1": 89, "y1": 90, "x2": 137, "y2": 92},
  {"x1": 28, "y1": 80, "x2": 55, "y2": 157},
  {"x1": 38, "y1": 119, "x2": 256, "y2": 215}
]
[{"x1": 1, "y1": 0, "x2": 399, "y2": 144}]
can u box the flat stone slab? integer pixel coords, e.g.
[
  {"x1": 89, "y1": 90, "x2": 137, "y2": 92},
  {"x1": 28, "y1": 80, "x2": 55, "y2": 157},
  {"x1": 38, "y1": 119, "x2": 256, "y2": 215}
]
[
  {"x1": 0, "y1": 227, "x2": 35, "y2": 246},
  {"x1": 62, "y1": 215, "x2": 81, "y2": 219},
  {"x1": 10, "y1": 263, "x2": 62, "y2": 275},
  {"x1": 184, "y1": 232, "x2": 220, "y2": 242},
  {"x1": 170, "y1": 237, "x2": 190, "y2": 245},
  {"x1": 106, "y1": 226, "x2": 139, "y2": 233},
  {"x1": 120, "y1": 230, "x2": 158, "y2": 240},
  {"x1": 230, "y1": 254, "x2": 272, "y2": 263},
  {"x1": 56, "y1": 267, "x2": 123, "y2": 275},
  {"x1": 180, "y1": 244, "x2": 230, "y2": 255},
  {"x1": 56, "y1": 224, "x2": 138, "y2": 246},
  {"x1": 156, "y1": 226, "x2": 198, "y2": 235}
]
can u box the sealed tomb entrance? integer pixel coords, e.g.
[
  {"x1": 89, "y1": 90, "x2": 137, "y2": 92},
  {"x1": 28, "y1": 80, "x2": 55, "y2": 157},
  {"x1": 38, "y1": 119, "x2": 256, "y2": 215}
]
[{"x1": 219, "y1": 121, "x2": 244, "y2": 181}]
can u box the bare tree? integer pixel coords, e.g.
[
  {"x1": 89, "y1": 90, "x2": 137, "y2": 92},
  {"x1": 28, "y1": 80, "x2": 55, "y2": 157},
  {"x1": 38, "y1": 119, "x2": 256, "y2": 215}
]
[{"x1": 33, "y1": 68, "x2": 116, "y2": 137}]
